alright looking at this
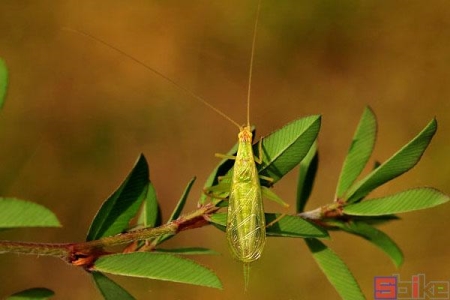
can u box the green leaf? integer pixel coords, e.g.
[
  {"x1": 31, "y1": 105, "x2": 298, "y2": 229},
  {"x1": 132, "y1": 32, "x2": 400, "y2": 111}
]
[
  {"x1": 265, "y1": 214, "x2": 328, "y2": 238},
  {"x1": 155, "y1": 177, "x2": 196, "y2": 245},
  {"x1": 87, "y1": 154, "x2": 149, "y2": 241},
  {"x1": 321, "y1": 215, "x2": 400, "y2": 230},
  {"x1": 137, "y1": 182, "x2": 161, "y2": 228},
  {"x1": 134, "y1": 182, "x2": 161, "y2": 249},
  {"x1": 305, "y1": 238, "x2": 365, "y2": 300},
  {"x1": 258, "y1": 115, "x2": 321, "y2": 182},
  {"x1": 168, "y1": 177, "x2": 196, "y2": 222},
  {"x1": 0, "y1": 58, "x2": 8, "y2": 110},
  {"x1": 344, "y1": 188, "x2": 449, "y2": 216},
  {"x1": 297, "y1": 141, "x2": 318, "y2": 212},
  {"x1": 92, "y1": 272, "x2": 135, "y2": 300},
  {"x1": 0, "y1": 198, "x2": 61, "y2": 228},
  {"x1": 339, "y1": 221, "x2": 403, "y2": 267},
  {"x1": 351, "y1": 215, "x2": 400, "y2": 226},
  {"x1": 208, "y1": 213, "x2": 227, "y2": 231},
  {"x1": 209, "y1": 213, "x2": 328, "y2": 238},
  {"x1": 93, "y1": 252, "x2": 222, "y2": 289},
  {"x1": 336, "y1": 107, "x2": 377, "y2": 198},
  {"x1": 155, "y1": 247, "x2": 219, "y2": 255},
  {"x1": 344, "y1": 118, "x2": 437, "y2": 203},
  {"x1": 6, "y1": 288, "x2": 54, "y2": 300}
]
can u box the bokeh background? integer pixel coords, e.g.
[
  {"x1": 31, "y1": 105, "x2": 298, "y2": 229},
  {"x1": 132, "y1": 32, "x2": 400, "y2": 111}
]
[{"x1": 0, "y1": 0, "x2": 449, "y2": 299}]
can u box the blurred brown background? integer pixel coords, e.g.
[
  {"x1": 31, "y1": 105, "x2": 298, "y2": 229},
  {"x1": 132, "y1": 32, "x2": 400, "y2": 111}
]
[{"x1": 0, "y1": 0, "x2": 449, "y2": 299}]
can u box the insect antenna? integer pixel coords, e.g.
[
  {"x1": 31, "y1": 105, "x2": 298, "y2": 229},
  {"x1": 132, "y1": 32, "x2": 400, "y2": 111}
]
[
  {"x1": 246, "y1": 0, "x2": 262, "y2": 127},
  {"x1": 62, "y1": 27, "x2": 241, "y2": 129}
]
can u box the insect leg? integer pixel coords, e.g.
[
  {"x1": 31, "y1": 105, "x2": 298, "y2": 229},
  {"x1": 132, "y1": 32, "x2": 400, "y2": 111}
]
[
  {"x1": 203, "y1": 181, "x2": 230, "y2": 200},
  {"x1": 266, "y1": 213, "x2": 287, "y2": 228},
  {"x1": 215, "y1": 153, "x2": 236, "y2": 160},
  {"x1": 254, "y1": 139, "x2": 264, "y2": 164},
  {"x1": 259, "y1": 174, "x2": 273, "y2": 182}
]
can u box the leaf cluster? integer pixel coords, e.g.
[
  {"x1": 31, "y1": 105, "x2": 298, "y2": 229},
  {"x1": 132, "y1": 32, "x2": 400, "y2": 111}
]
[{"x1": 0, "y1": 59, "x2": 448, "y2": 300}]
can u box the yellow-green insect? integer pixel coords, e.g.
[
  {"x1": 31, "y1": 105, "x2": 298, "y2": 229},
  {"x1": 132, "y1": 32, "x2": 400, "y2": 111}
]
[
  {"x1": 224, "y1": 125, "x2": 266, "y2": 288},
  {"x1": 207, "y1": 0, "x2": 287, "y2": 288}
]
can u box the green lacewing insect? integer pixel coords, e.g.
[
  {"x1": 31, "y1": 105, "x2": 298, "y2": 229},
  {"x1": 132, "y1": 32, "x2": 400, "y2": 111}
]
[
  {"x1": 65, "y1": 0, "x2": 287, "y2": 289},
  {"x1": 224, "y1": 125, "x2": 265, "y2": 288}
]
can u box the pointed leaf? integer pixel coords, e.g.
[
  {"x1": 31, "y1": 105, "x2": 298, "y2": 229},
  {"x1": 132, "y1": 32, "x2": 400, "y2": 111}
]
[
  {"x1": 336, "y1": 107, "x2": 377, "y2": 198},
  {"x1": 155, "y1": 177, "x2": 196, "y2": 245},
  {"x1": 340, "y1": 221, "x2": 403, "y2": 267},
  {"x1": 137, "y1": 182, "x2": 161, "y2": 228},
  {"x1": 87, "y1": 154, "x2": 149, "y2": 241},
  {"x1": 6, "y1": 288, "x2": 54, "y2": 300},
  {"x1": 168, "y1": 177, "x2": 196, "y2": 222},
  {"x1": 0, "y1": 58, "x2": 8, "y2": 110},
  {"x1": 0, "y1": 198, "x2": 61, "y2": 228},
  {"x1": 305, "y1": 238, "x2": 365, "y2": 300},
  {"x1": 92, "y1": 272, "x2": 135, "y2": 300},
  {"x1": 134, "y1": 182, "x2": 162, "y2": 249},
  {"x1": 297, "y1": 141, "x2": 318, "y2": 212},
  {"x1": 344, "y1": 188, "x2": 449, "y2": 216},
  {"x1": 209, "y1": 212, "x2": 328, "y2": 238},
  {"x1": 258, "y1": 115, "x2": 321, "y2": 182},
  {"x1": 345, "y1": 119, "x2": 437, "y2": 203},
  {"x1": 155, "y1": 247, "x2": 219, "y2": 255},
  {"x1": 93, "y1": 252, "x2": 222, "y2": 289}
]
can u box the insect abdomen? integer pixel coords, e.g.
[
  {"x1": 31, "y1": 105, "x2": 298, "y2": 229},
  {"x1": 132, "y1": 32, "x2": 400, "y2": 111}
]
[{"x1": 227, "y1": 181, "x2": 265, "y2": 262}]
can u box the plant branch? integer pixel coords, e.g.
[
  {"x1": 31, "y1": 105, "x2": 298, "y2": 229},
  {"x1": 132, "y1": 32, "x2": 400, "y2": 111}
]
[
  {"x1": 0, "y1": 200, "x2": 350, "y2": 268},
  {"x1": 0, "y1": 241, "x2": 71, "y2": 258},
  {"x1": 298, "y1": 200, "x2": 345, "y2": 220},
  {"x1": 0, "y1": 203, "x2": 219, "y2": 267}
]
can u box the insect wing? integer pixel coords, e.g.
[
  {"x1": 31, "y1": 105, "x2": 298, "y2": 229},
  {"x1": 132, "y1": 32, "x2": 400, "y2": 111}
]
[{"x1": 226, "y1": 181, "x2": 265, "y2": 263}]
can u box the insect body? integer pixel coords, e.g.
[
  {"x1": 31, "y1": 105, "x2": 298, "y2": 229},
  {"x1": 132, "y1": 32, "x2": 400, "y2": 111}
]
[
  {"x1": 224, "y1": 125, "x2": 266, "y2": 289},
  {"x1": 226, "y1": 126, "x2": 265, "y2": 263}
]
